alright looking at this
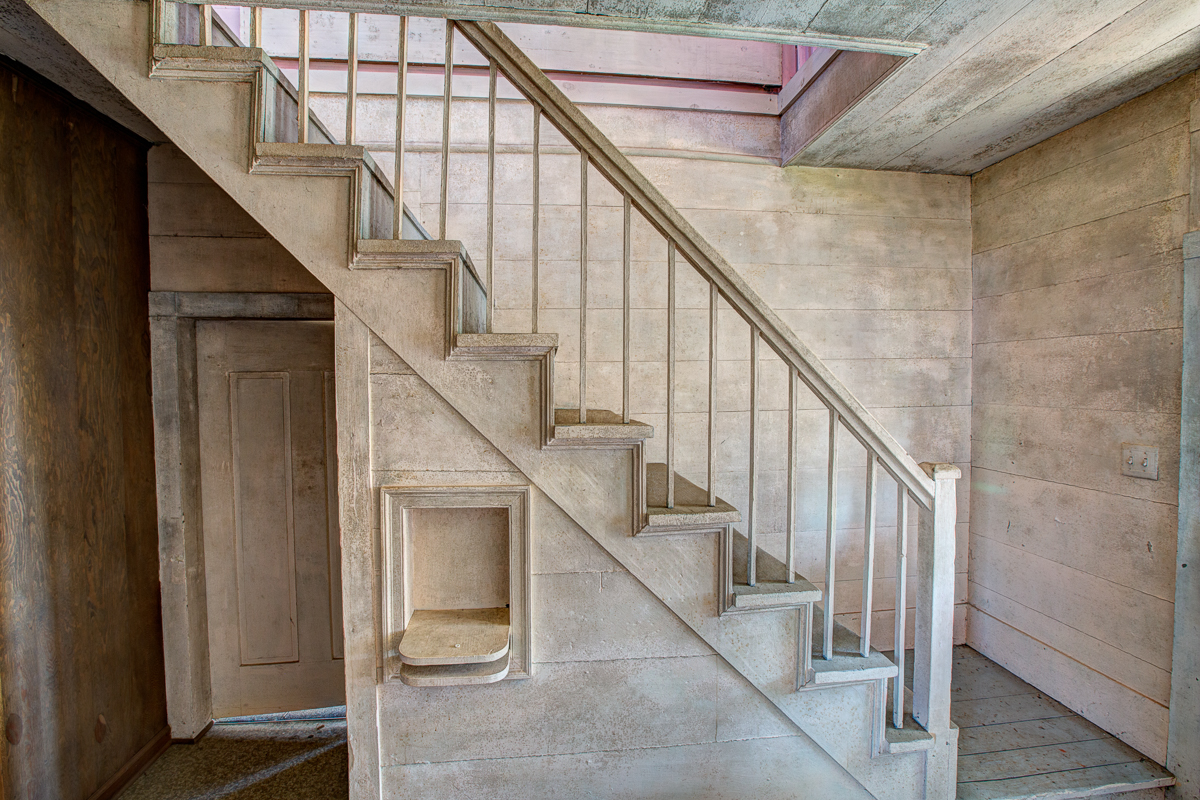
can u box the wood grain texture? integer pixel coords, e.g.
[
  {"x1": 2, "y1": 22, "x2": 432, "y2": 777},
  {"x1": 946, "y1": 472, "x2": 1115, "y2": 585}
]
[
  {"x1": 970, "y1": 74, "x2": 1189, "y2": 766},
  {"x1": 0, "y1": 62, "x2": 165, "y2": 800},
  {"x1": 147, "y1": 144, "x2": 328, "y2": 294},
  {"x1": 951, "y1": 647, "x2": 1172, "y2": 799}
]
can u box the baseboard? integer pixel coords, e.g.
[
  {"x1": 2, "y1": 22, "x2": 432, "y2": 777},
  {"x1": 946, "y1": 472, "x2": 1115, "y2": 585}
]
[
  {"x1": 86, "y1": 725, "x2": 171, "y2": 800},
  {"x1": 172, "y1": 718, "x2": 213, "y2": 745}
]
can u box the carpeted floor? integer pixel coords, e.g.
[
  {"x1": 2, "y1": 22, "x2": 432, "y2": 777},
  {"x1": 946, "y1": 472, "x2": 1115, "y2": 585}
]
[{"x1": 121, "y1": 711, "x2": 349, "y2": 799}]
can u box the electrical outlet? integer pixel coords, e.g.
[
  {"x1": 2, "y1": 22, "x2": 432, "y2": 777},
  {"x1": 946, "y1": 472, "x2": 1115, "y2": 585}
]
[{"x1": 1121, "y1": 444, "x2": 1159, "y2": 480}]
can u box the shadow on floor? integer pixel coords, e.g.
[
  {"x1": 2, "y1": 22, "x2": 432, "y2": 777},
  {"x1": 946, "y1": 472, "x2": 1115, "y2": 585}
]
[{"x1": 121, "y1": 718, "x2": 348, "y2": 800}]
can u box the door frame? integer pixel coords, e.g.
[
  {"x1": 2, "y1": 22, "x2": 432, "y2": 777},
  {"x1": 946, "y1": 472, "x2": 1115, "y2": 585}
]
[{"x1": 149, "y1": 291, "x2": 335, "y2": 741}]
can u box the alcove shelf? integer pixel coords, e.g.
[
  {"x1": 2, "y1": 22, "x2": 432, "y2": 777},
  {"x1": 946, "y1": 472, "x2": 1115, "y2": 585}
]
[
  {"x1": 382, "y1": 486, "x2": 531, "y2": 688},
  {"x1": 396, "y1": 608, "x2": 511, "y2": 686}
]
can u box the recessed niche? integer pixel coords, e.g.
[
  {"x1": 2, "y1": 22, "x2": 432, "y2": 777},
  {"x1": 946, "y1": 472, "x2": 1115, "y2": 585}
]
[{"x1": 381, "y1": 486, "x2": 531, "y2": 685}]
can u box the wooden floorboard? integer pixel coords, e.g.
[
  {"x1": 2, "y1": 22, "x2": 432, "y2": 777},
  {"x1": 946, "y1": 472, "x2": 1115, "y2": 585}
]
[{"x1": 949, "y1": 646, "x2": 1172, "y2": 800}]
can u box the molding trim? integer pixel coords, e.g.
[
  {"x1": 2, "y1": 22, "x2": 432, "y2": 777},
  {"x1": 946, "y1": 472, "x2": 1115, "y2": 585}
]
[
  {"x1": 85, "y1": 725, "x2": 171, "y2": 800},
  {"x1": 206, "y1": 1, "x2": 927, "y2": 55},
  {"x1": 381, "y1": 485, "x2": 533, "y2": 682}
]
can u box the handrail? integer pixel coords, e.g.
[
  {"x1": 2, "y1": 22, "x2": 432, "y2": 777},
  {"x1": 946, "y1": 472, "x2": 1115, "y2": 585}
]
[{"x1": 452, "y1": 19, "x2": 936, "y2": 510}]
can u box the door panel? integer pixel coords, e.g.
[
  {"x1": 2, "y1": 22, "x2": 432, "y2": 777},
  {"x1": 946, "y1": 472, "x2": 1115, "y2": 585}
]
[{"x1": 197, "y1": 320, "x2": 344, "y2": 717}]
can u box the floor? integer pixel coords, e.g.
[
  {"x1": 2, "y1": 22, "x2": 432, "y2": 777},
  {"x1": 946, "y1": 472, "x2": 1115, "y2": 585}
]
[
  {"x1": 120, "y1": 652, "x2": 1173, "y2": 800},
  {"x1": 950, "y1": 646, "x2": 1173, "y2": 800},
  {"x1": 120, "y1": 709, "x2": 349, "y2": 800}
]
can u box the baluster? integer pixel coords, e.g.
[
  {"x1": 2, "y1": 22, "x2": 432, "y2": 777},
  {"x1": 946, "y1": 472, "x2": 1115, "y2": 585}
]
[
  {"x1": 894, "y1": 484, "x2": 909, "y2": 728},
  {"x1": 531, "y1": 107, "x2": 540, "y2": 332},
  {"x1": 787, "y1": 367, "x2": 797, "y2": 583},
  {"x1": 392, "y1": 16, "x2": 409, "y2": 240},
  {"x1": 486, "y1": 62, "x2": 497, "y2": 331},
  {"x1": 748, "y1": 325, "x2": 759, "y2": 586},
  {"x1": 797, "y1": 602, "x2": 813, "y2": 690},
  {"x1": 249, "y1": 6, "x2": 262, "y2": 48},
  {"x1": 708, "y1": 283, "x2": 717, "y2": 507},
  {"x1": 667, "y1": 241, "x2": 676, "y2": 509},
  {"x1": 199, "y1": 4, "x2": 211, "y2": 46},
  {"x1": 861, "y1": 454, "x2": 878, "y2": 657},
  {"x1": 622, "y1": 194, "x2": 631, "y2": 424},
  {"x1": 824, "y1": 408, "x2": 840, "y2": 659},
  {"x1": 579, "y1": 151, "x2": 588, "y2": 423},
  {"x1": 298, "y1": 9, "x2": 309, "y2": 144},
  {"x1": 439, "y1": 21, "x2": 454, "y2": 239},
  {"x1": 346, "y1": 13, "x2": 358, "y2": 145}
]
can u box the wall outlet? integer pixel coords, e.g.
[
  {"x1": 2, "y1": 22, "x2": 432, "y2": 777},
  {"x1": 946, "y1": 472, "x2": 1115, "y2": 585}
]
[{"x1": 1121, "y1": 444, "x2": 1159, "y2": 480}]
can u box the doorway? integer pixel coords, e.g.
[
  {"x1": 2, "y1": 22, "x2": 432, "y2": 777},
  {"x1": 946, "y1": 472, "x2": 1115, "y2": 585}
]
[{"x1": 150, "y1": 293, "x2": 343, "y2": 738}]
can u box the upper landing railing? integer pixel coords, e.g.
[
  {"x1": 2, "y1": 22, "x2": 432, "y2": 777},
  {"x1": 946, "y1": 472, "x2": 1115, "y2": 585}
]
[{"x1": 152, "y1": 3, "x2": 958, "y2": 743}]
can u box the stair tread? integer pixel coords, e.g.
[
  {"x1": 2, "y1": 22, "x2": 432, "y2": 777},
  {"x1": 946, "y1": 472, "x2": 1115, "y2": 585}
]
[
  {"x1": 454, "y1": 332, "x2": 558, "y2": 357},
  {"x1": 807, "y1": 606, "x2": 898, "y2": 684},
  {"x1": 643, "y1": 463, "x2": 740, "y2": 531},
  {"x1": 731, "y1": 576, "x2": 822, "y2": 609},
  {"x1": 552, "y1": 408, "x2": 653, "y2": 442},
  {"x1": 397, "y1": 608, "x2": 510, "y2": 666},
  {"x1": 399, "y1": 654, "x2": 511, "y2": 687}
]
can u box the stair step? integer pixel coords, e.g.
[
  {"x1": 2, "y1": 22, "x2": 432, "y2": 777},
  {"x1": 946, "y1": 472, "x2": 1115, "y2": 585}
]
[
  {"x1": 399, "y1": 654, "x2": 511, "y2": 687},
  {"x1": 452, "y1": 333, "x2": 558, "y2": 359},
  {"x1": 640, "y1": 463, "x2": 740, "y2": 534},
  {"x1": 253, "y1": 141, "x2": 365, "y2": 176},
  {"x1": 730, "y1": 577, "x2": 821, "y2": 610},
  {"x1": 807, "y1": 606, "x2": 898, "y2": 685},
  {"x1": 550, "y1": 408, "x2": 653, "y2": 446},
  {"x1": 397, "y1": 608, "x2": 511, "y2": 666}
]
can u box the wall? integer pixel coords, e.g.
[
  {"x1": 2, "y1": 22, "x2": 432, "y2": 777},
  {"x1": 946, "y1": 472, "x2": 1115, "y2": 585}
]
[
  {"x1": 314, "y1": 93, "x2": 973, "y2": 651},
  {"x1": 0, "y1": 61, "x2": 167, "y2": 799},
  {"x1": 337, "y1": 312, "x2": 879, "y2": 799},
  {"x1": 148, "y1": 143, "x2": 327, "y2": 294},
  {"x1": 969, "y1": 71, "x2": 1199, "y2": 764}
]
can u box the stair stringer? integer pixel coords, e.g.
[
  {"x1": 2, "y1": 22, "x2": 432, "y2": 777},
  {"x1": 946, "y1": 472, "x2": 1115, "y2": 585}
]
[{"x1": 25, "y1": 2, "x2": 932, "y2": 797}]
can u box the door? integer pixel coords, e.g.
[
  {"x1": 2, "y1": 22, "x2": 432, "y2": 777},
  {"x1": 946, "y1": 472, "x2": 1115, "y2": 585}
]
[{"x1": 197, "y1": 319, "x2": 344, "y2": 717}]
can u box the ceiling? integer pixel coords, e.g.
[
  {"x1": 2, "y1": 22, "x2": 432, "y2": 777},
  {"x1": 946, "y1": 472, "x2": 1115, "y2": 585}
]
[
  {"x1": 340, "y1": 0, "x2": 1200, "y2": 173},
  {"x1": 3, "y1": 0, "x2": 1199, "y2": 173}
]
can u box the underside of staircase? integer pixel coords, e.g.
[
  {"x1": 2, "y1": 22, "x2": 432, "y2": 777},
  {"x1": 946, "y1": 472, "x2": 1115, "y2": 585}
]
[{"x1": 22, "y1": 2, "x2": 962, "y2": 797}]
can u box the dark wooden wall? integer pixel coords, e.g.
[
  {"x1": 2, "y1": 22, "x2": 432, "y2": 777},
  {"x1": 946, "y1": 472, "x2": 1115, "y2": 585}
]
[{"x1": 0, "y1": 60, "x2": 168, "y2": 799}]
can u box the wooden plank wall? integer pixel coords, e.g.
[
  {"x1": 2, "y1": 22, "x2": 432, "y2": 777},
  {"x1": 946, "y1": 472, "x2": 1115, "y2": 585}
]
[
  {"x1": 969, "y1": 70, "x2": 1199, "y2": 765},
  {"x1": 148, "y1": 144, "x2": 328, "y2": 294},
  {"x1": 0, "y1": 61, "x2": 168, "y2": 799}
]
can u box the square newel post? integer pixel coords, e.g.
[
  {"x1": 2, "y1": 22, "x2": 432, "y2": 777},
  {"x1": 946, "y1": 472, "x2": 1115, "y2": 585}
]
[{"x1": 915, "y1": 462, "x2": 959, "y2": 800}]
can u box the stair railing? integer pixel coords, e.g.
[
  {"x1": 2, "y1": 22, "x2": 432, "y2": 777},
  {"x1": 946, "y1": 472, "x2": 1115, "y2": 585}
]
[{"x1": 154, "y1": 3, "x2": 958, "y2": 742}]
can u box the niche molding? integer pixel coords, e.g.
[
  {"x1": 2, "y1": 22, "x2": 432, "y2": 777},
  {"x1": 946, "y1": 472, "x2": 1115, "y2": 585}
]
[{"x1": 381, "y1": 485, "x2": 532, "y2": 684}]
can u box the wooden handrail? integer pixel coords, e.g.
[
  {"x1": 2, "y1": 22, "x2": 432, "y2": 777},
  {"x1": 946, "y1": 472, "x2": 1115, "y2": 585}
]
[{"x1": 453, "y1": 19, "x2": 936, "y2": 509}]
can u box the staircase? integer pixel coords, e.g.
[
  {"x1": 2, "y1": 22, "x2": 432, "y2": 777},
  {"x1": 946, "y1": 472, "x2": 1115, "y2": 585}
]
[{"x1": 25, "y1": 1, "x2": 961, "y2": 797}]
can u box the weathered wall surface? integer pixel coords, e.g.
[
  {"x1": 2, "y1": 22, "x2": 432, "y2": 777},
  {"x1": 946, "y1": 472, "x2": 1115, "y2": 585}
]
[
  {"x1": 0, "y1": 62, "x2": 167, "y2": 799},
  {"x1": 325, "y1": 95, "x2": 973, "y2": 650},
  {"x1": 969, "y1": 71, "x2": 1199, "y2": 764},
  {"x1": 148, "y1": 143, "x2": 327, "y2": 293},
  {"x1": 359, "y1": 330, "x2": 881, "y2": 800}
]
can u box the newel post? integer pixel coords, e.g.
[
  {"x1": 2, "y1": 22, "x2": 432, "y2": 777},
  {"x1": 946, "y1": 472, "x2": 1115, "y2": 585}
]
[{"x1": 914, "y1": 462, "x2": 959, "y2": 800}]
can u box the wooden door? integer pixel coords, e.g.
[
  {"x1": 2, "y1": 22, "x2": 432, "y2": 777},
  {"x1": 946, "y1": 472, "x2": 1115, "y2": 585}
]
[{"x1": 197, "y1": 320, "x2": 345, "y2": 717}]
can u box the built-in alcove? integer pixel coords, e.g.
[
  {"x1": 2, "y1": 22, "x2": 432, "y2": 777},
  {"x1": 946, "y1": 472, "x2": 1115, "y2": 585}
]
[{"x1": 381, "y1": 486, "x2": 531, "y2": 686}]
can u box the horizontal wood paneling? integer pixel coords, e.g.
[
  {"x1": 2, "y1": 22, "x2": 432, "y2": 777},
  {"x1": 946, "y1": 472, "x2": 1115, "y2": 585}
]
[
  {"x1": 148, "y1": 144, "x2": 328, "y2": 294},
  {"x1": 973, "y1": 124, "x2": 1190, "y2": 253},
  {"x1": 967, "y1": 608, "x2": 1170, "y2": 764},
  {"x1": 973, "y1": 404, "x2": 1180, "y2": 506},
  {"x1": 973, "y1": 330, "x2": 1182, "y2": 414},
  {"x1": 970, "y1": 74, "x2": 1192, "y2": 763},
  {"x1": 973, "y1": 198, "x2": 1186, "y2": 300}
]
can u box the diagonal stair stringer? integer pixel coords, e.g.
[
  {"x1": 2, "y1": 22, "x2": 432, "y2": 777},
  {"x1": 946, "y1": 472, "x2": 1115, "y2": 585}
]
[{"x1": 25, "y1": 2, "x2": 928, "y2": 795}]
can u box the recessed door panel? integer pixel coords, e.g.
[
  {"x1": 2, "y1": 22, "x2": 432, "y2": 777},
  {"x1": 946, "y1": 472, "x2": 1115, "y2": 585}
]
[{"x1": 198, "y1": 320, "x2": 344, "y2": 718}]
